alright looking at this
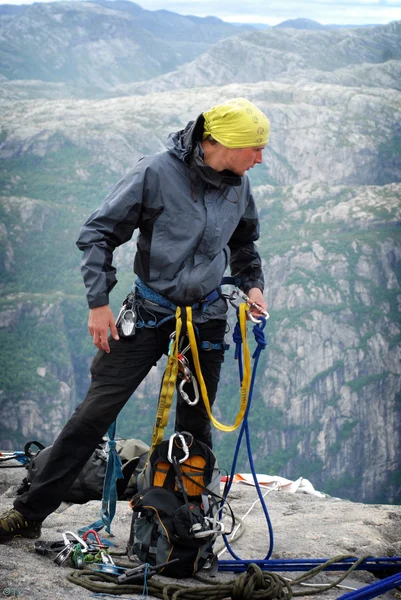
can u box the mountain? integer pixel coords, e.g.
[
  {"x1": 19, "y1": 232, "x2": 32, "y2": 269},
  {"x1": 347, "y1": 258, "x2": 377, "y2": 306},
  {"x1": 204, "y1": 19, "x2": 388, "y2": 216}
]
[
  {"x1": 112, "y1": 20, "x2": 401, "y2": 95},
  {"x1": 0, "y1": 1, "x2": 251, "y2": 87},
  {"x1": 275, "y1": 18, "x2": 327, "y2": 30},
  {"x1": 0, "y1": 11, "x2": 400, "y2": 504}
]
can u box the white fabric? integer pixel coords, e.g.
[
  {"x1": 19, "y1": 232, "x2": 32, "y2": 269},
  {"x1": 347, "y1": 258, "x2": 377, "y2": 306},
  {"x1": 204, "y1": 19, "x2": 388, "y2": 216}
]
[{"x1": 234, "y1": 473, "x2": 325, "y2": 498}]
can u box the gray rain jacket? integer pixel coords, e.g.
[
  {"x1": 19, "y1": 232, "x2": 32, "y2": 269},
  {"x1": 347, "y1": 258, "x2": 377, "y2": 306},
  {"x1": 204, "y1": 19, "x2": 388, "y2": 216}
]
[{"x1": 76, "y1": 115, "x2": 264, "y2": 319}]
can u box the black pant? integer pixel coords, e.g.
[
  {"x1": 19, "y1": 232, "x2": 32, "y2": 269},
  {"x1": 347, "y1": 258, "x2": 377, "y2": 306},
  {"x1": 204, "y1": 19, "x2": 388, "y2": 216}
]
[{"x1": 14, "y1": 317, "x2": 226, "y2": 522}]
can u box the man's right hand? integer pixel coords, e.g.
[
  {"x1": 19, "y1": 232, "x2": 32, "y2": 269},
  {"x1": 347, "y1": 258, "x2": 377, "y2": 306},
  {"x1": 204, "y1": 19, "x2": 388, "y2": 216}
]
[{"x1": 88, "y1": 305, "x2": 120, "y2": 353}]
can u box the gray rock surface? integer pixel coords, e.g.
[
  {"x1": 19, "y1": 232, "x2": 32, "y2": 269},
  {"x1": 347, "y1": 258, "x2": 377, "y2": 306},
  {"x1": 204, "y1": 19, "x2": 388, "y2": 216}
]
[{"x1": 0, "y1": 468, "x2": 400, "y2": 599}]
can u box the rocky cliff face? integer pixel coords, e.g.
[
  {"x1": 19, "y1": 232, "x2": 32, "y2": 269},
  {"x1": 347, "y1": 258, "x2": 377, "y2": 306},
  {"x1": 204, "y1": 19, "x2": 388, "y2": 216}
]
[
  {"x1": 247, "y1": 182, "x2": 401, "y2": 503},
  {"x1": 0, "y1": 11, "x2": 400, "y2": 504}
]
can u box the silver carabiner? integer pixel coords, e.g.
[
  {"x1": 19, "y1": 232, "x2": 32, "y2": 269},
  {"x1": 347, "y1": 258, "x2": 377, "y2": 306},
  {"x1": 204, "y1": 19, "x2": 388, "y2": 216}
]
[
  {"x1": 62, "y1": 531, "x2": 89, "y2": 552},
  {"x1": 223, "y1": 289, "x2": 269, "y2": 323},
  {"x1": 168, "y1": 433, "x2": 189, "y2": 464},
  {"x1": 179, "y1": 377, "x2": 200, "y2": 406},
  {"x1": 247, "y1": 312, "x2": 263, "y2": 324}
]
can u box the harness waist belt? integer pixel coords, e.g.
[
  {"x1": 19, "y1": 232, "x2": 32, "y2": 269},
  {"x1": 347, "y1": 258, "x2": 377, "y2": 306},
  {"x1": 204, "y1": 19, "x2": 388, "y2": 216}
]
[{"x1": 134, "y1": 279, "x2": 222, "y2": 312}]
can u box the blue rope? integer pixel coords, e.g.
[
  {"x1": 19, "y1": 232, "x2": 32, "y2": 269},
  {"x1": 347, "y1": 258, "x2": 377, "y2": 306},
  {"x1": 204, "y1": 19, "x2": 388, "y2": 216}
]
[
  {"x1": 338, "y1": 571, "x2": 401, "y2": 599},
  {"x1": 78, "y1": 422, "x2": 124, "y2": 537},
  {"x1": 140, "y1": 563, "x2": 150, "y2": 600},
  {"x1": 218, "y1": 557, "x2": 401, "y2": 572},
  {"x1": 222, "y1": 315, "x2": 274, "y2": 561}
]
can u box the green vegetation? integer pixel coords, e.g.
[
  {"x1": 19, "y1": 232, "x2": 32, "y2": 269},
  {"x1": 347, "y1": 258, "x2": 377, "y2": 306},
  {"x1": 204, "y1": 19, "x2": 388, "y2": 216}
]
[
  {"x1": 300, "y1": 360, "x2": 345, "y2": 395},
  {"x1": 0, "y1": 138, "x2": 111, "y2": 208},
  {"x1": 328, "y1": 420, "x2": 358, "y2": 455},
  {"x1": 346, "y1": 372, "x2": 389, "y2": 392}
]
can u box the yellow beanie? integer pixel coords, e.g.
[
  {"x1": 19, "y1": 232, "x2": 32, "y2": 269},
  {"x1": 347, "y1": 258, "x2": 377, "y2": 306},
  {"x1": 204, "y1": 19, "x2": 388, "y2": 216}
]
[{"x1": 202, "y1": 98, "x2": 270, "y2": 149}]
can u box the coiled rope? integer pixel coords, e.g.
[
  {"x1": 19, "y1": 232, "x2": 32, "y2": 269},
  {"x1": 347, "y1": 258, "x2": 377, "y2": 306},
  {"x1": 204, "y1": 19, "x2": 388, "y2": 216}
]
[
  {"x1": 67, "y1": 562, "x2": 292, "y2": 599},
  {"x1": 67, "y1": 555, "x2": 376, "y2": 599}
]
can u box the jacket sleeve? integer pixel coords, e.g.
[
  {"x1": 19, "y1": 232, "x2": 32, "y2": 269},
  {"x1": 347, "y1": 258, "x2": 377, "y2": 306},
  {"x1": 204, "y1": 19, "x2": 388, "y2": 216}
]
[
  {"x1": 76, "y1": 161, "x2": 146, "y2": 309},
  {"x1": 228, "y1": 190, "x2": 264, "y2": 294}
]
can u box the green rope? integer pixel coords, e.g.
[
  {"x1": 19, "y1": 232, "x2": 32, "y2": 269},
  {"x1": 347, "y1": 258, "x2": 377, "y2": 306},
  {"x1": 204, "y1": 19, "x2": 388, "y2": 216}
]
[
  {"x1": 290, "y1": 554, "x2": 370, "y2": 596},
  {"x1": 67, "y1": 554, "x2": 373, "y2": 599},
  {"x1": 67, "y1": 564, "x2": 292, "y2": 599}
]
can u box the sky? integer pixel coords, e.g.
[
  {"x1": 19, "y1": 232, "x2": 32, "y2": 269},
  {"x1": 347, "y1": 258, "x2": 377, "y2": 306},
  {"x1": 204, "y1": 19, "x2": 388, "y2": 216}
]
[{"x1": 1, "y1": 0, "x2": 401, "y2": 26}]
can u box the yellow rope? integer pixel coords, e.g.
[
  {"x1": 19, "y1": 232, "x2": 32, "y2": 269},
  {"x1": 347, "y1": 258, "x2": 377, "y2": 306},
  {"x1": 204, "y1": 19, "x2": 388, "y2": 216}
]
[
  {"x1": 148, "y1": 302, "x2": 251, "y2": 457},
  {"x1": 186, "y1": 302, "x2": 251, "y2": 432}
]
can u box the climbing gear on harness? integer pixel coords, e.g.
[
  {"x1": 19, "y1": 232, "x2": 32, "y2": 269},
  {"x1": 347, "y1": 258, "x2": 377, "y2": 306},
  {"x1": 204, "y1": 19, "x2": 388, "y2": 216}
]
[
  {"x1": 170, "y1": 331, "x2": 201, "y2": 407},
  {"x1": 186, "y1": 303, "x2": 251, "y2": 432},
  {"x1": 0, "y1": 508, "x2": 42, "y2": 542},
  {"x1": 116, "y1": 292, "x2": 137, "y2": 337},
  {"x1": 148, "y1": 307, "x2": 183, "y2": 451},
  {"x1": 149, "y1": 303, "x2": 251, "y2": 453},
  {"x1": 224, "y1": 288, "x2": 269, "y2": 321}
]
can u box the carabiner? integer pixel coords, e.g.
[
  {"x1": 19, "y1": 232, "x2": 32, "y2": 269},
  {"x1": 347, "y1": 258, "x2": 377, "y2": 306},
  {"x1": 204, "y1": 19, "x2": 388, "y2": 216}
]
[
  {"x1": 62, "y1": 531, "x2": 88, "y2": 552},
  {"x1": 179, "y1": 377, "x2": 200, "y2": 406},
  {"x1": 177, "y1": 354, "x2": 192, "y2": 381},
  {"x1": 83, "y1": 529, "x2": 114, "y2": 565},
  {"x1": 168, "y1": 433, "x2": 189, "y2": 464}
]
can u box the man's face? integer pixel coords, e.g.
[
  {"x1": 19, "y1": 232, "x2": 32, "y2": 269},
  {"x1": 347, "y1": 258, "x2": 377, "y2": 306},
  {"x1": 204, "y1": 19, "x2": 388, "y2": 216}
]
[{"x1": 224, "y1": 146, "x2": 265, "y2": 176}]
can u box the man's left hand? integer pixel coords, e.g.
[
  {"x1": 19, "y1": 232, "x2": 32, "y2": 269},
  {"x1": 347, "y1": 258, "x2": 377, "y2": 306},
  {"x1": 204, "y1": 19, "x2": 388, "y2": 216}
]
[{"x1": 247, "y1": 287, "x2": 268, "y2": 319}]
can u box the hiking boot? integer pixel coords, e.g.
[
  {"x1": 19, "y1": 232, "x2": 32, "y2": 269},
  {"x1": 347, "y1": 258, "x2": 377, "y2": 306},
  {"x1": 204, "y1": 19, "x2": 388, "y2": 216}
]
[{"x1": 0, "y1": 508, "x2": 41, "y2": 542}]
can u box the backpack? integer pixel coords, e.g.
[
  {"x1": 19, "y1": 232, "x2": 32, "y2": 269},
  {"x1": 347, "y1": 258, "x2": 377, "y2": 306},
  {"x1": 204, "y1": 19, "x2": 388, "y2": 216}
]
[
  {"x1": 16, "y1": 438, "x2": 149, "y2": 504},
  {"x1": 128, "y1": 432, "x2": 232, "y2": 578}
]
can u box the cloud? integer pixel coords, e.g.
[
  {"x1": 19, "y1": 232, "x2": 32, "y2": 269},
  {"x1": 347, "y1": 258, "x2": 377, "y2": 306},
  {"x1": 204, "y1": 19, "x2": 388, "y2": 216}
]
[
  {"x1": 1, "y1": 0, "x2": 401, "y2": 24},
  {"x1": 139, "y1": 0, "x2": 401, "y2": 24}
]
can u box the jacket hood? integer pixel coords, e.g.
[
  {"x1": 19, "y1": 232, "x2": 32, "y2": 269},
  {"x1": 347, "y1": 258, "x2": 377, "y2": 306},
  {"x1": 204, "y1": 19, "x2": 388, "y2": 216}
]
[{"x1": 166, "y1": 114, "x2": 242, "y2": 188}]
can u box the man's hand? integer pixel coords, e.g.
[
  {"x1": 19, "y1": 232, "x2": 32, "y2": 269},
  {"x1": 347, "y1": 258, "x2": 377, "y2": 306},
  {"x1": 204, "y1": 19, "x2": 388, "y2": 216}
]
[
  {"x1": 88, "y1": 305, "x2": 119, "y2": 353},
  {"x1": 247, "y1": 287, "x2": 268, "y2": 319}
]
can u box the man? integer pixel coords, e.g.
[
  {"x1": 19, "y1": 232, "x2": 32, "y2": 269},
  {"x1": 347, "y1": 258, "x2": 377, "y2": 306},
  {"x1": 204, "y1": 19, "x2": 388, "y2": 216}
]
[{"x1": 0, "y1": 97, "x2": 269, "y2": 542}]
